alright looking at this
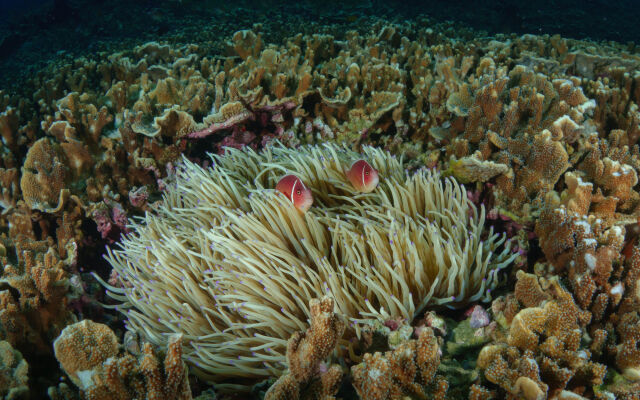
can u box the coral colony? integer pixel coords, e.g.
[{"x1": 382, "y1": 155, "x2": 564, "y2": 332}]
[{"x1": 1, "y1": 4, "x2": 640, "y2": 400}]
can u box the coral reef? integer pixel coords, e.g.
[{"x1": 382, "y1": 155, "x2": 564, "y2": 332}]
[
  {"x1": 0, "y1": 5, "x2": 639, "y2": 397},
  {"x1": 101, "y1": 142, "x2": 515, "y2": 387}
]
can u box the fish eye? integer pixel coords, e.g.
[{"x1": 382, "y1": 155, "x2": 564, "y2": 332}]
[
  {"x1": 365, "y1": 171, "x2": 370, "y2": 175},
  {"x1": 296, "y1": 190, "x2": 301, "y2": 195}
]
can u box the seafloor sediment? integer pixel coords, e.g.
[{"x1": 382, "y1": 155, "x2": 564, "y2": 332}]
[{"x1": 1, "y1": 4, "x2": 640, "y2": 400}]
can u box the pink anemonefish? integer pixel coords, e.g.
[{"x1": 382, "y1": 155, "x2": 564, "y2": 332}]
[
  {"x1": 346, "y1": 159, "x2": 379, "y2": 193},
  {"x1": 276, "y1": 174, "x2": 314, "y2": 212}
]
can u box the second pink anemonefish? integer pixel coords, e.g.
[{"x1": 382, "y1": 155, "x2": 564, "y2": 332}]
[
  {"x1": 276, "y1": 174, "x2": 314, "y2": 212},
  {"x1": 346, "y1": 159, "x2": 379, "y2": 193}
]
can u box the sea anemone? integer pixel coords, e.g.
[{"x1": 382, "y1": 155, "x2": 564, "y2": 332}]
[{"x1": 101, "y1": 143, "x2": 516, "y2": 388}]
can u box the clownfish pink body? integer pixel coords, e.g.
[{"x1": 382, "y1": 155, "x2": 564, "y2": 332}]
[
  {"x1": 276, "y1": 174, "x2": 313, "y2": 212},
  {"x1": 346, "y1": 159, "x2": 379, "y2": 193}
]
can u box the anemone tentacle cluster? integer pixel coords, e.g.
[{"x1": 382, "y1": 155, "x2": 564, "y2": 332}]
[{"x1": 102, "y1": 142, "x2": 516, "y2": 386}]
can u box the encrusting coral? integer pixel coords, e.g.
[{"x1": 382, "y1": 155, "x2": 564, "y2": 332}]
[{"x1": 101, "y1": 142, "x2": 516, "y2": 388}]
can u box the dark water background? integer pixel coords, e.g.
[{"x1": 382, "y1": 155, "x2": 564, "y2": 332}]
[{"x1": 0, "y1": 0, "x2": 639, "y2": 91}]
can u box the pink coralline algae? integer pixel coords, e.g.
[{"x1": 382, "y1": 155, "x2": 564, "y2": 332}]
[
  {"x1": 93, "y1": 200, "x2": 131, "y2": 243},
  {"x1": 128, "y1": 186, "x2": 149, "y2": 208},
  {"x1": 217, "y1": 128, "x2": 257, "y2": 154},
  {"x1": 188, "y1": 100, "x2": 297, "y2": 153}
]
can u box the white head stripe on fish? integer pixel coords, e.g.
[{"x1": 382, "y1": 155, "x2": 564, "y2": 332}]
[{"x1": 290, "y1": 179, "x2": 298, "y2": 203}]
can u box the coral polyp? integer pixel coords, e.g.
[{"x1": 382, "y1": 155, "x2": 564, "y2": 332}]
[{"x1": 101, "y1": 142, "x2": 516, "y2": 386}]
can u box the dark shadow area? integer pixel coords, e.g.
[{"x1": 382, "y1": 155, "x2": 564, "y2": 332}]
[{"x1": 0, "y1": 0, "x2": 639, "y2": 92}]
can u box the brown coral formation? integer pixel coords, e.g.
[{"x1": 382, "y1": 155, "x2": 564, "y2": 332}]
[
  {"x1": 0, "y1": 340, "x2": 29, "y2": 399},
  {"x1": 54, "y1": 320, "x2": 191, "y2": 400},
  {"x1": 351, "y1": 327, "x2": 448, "y2": 400},
  {"x1": 265, "y1": 297, "x2": 345, "y2": 400},
  {"x1": 479, "y1": 272, "x2": 606, "y2": 399},
  {"x1": 534, "y1": 204, "x2": 640, "y2": 392},
  {"x1": 0, "y1": 205, "x2": 76, "y2": 356}
]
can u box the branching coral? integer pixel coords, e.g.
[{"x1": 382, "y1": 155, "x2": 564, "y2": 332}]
[
  {"x1": 265, "y1": 297, "x2": 345, "y2": 400},
  {"x1": 53, "y1": 320, "x2": 191, "y2": 400},
  {"x1": 351, "y1": 327, "x2": 448, "y2": 400},
  {"x1": 478, "y1": 272, "x2": 607, "y2": 399},
  {"x1": 101, "y1": 142, "x2": 516, "y2": 387},
  {"x1": 0, "y1": 340, "x2": 29, "y2": 399},
  {"x1": 0, "y1": 205, "x2": 76, "y2": 356}
]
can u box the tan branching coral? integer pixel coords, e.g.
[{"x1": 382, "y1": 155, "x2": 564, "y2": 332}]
[
  {"x1": 478, "y1": 272, "x2": 607, "y2": 399},
  {"x1": 54, "y1": 320, "x2": 192, "y2": 400},
  {"x1": 0, "y1": 206, "x2": 76, "y2": 355},
  {"x1": 230, "y1": 30, "x2": 262, "y2": 60},
  {"x1": 0, "y1": 340, "x2": 29, "y2": 399},
  {"x1": 265, "y1": 297, "x2": 345, "y2": 400},
  {"x1": 102, "y1": 143, "x2": 515, "y2": 387},
  {"x1": 0, "y1": 168, "x2": 18, "y2": 212},
  {"x1": 534, "y1": 205, "x2": 633, "y2": 327},
  {"x1": 351, "y1": 327, "x2": 447, "y2": 400},
  {"x1": 0, "y1": 106, "x2": 20, "y2": 153}
]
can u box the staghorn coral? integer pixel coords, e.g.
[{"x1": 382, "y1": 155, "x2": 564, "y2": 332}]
[
  {"x1": 101, "y1": 142, "x2": 515, "y2": 388},
  {"x1": 265, "y1": 297, "x2": 345, "y2": 400},
  {"x1": 53, "y1": 320, "x2": 191, "y2": 400}
]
